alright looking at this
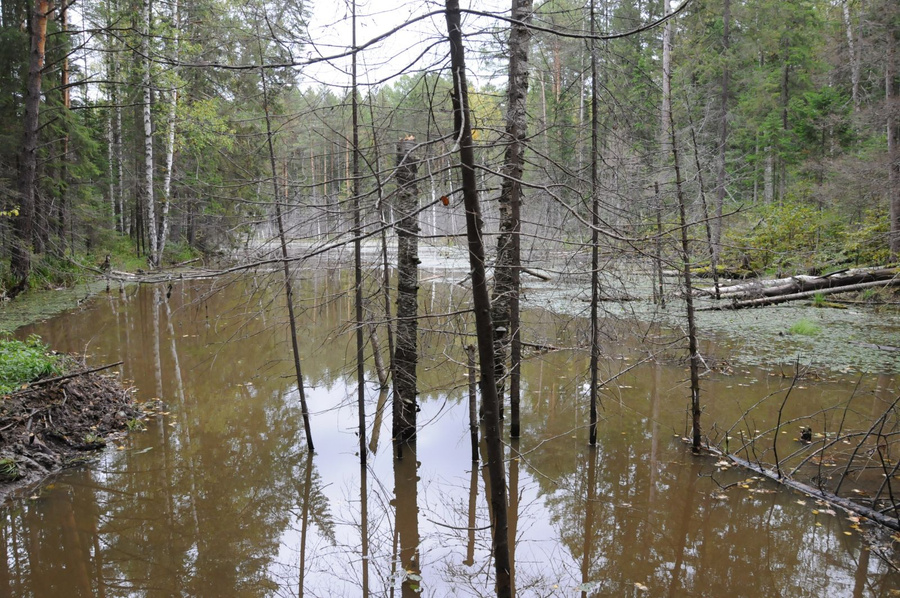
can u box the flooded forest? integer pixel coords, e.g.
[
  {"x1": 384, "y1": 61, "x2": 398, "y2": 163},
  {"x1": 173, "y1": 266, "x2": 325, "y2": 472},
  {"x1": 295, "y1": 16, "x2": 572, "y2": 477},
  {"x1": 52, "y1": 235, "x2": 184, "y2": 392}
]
[{"x1": 0, "y1": 0, "x2": 900, "y2": 595}]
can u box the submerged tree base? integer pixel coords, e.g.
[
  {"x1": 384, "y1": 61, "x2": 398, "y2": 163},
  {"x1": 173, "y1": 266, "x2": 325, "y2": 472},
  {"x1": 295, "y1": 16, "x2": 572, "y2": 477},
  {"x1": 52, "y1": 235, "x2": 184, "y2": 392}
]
[{"x1": 0, "y1": 359, "x2": 142, "y2": 501}]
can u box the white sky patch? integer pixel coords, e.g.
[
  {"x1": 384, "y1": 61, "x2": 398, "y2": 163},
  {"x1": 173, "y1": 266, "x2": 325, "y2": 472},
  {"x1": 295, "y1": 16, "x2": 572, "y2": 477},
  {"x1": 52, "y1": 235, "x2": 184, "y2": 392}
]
[{"x1": 300, "y1": 0, "x2": 508, "y2": 91}]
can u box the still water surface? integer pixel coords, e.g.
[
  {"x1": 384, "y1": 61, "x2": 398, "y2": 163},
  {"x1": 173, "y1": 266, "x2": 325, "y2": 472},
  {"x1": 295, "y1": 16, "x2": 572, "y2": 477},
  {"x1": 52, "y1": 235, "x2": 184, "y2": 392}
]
[{"x1": 5, "y1": 267, "x2": 900, "y2": 597}]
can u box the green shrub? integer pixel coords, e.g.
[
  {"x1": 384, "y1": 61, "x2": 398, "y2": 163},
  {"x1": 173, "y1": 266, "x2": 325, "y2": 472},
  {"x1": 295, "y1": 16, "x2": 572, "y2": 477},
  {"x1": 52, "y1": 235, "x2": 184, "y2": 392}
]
[
  {"x1": 722, "y1": 200, "x2": 845, "y2": 275},
  {"x1": 0, "y1": 335, "x2": 62, "y2": 394},
  {"x1": 842, "y1": 210, "x2": 891, "y2": 265}
]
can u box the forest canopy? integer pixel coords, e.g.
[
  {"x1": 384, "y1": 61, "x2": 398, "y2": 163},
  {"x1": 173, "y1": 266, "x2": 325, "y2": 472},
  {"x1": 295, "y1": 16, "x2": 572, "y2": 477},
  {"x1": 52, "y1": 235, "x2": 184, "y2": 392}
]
[{"x1": 0, "y1": 0, "x2": 897, "y2": 295}]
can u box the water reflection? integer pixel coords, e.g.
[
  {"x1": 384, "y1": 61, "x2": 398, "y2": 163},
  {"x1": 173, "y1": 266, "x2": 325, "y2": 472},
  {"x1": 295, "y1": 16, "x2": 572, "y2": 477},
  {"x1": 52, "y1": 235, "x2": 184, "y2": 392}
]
[
  {"x1": 4, "y1": 273, "x2": 898, "y2": 597},
  {"x1": 393, "y1": 445, "x2": 421, "y2": 597}
]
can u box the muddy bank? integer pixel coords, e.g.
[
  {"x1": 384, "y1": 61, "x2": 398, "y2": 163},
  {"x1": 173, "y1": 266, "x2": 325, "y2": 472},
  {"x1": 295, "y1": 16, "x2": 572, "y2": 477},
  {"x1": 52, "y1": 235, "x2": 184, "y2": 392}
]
[{"x1": 0, "y1": 362, "x2": 141, "y2": 501}]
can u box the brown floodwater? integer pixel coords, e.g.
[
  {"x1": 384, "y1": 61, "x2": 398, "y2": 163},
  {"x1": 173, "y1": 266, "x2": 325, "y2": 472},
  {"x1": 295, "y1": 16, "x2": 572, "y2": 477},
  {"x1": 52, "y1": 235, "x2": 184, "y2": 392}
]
[{"x1": 5, "y1": 266, "x2": 900, "y2": 597}]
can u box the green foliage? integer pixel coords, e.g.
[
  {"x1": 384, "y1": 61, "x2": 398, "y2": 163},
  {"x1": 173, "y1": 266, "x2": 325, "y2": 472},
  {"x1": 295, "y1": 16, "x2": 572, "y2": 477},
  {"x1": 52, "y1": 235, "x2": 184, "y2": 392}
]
[
  {"x1": 843, "y1": 210, "x2": 891, "y2": 265},
  {"x1": 126, "y1": 418, "x2": 146, "y2": 431},
  {"x1": 723, "y1": 200, "x2": 846, "y2": 273},
  {"x1": 0, "y1": 458, "x2": 20, "y2": 481},
  {"x1": 0, "y1": 335, "x2": 62, "y2": 395},
  {"x1": 162, "y1": 240, "x2": 200, "y2": 266},
  {"x1": 789, "y1": 319, "x2": 821, "y2": 336}
]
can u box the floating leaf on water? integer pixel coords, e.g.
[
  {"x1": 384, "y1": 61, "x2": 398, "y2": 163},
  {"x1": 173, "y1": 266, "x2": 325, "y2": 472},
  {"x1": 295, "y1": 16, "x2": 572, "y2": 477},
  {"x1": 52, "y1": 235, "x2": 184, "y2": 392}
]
[
  {"x1": 714, "y1": 460, "x2": 730, "y2": 467},
  {"x1": 823, "y1": 509, "x2": 837, "y2": 516},
  {"x1": 844, "y1": 531, "x2": 853, "y2": 536},
  {"x1": 815, "y1": 522, "x2": 823, "y2": 527},
  {"x1": 812, "y1": 510, "x2": 820, "y2": 515},
  {"x1": 634, "y1": 582, "x2": 649, "y2": 591},
  {"x1": 714, "y1": 494, "x2": 728, "y2": 500},
  {"x1": 796, "y1": 500, "x2": 807, "y2": 505}
]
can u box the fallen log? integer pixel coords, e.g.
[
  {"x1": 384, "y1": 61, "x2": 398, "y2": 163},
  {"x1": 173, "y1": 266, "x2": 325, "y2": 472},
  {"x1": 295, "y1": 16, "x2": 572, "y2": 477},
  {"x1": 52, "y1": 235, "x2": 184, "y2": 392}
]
[
  {"x1": 701, "y1": 266, "x2": 898, "y2": 300},
  {"x1": 23, "y1": 361, "x2": 124, "y2": 389},
  {"x1": 699, "y1": 278, "x2": 900, "y2": 311},
  {"x1": 521, "y1": 267, "x2": 551, "y2": 281},
  {"x1": 718, "y1": 450, "x2": 900, "y2": 532}
]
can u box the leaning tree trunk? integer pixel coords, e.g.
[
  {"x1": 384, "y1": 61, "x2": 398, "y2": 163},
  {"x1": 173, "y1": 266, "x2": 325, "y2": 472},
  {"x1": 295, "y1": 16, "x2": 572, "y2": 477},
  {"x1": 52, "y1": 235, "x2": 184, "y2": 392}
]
[
  {"x1": 10, "y1": 0, "x2": 52, "y2": 297},
  {"x1": 394, "y1": 138, "x2": 419, "y2": 450},
  {"x1": 256, "y1": 33, "x2": 315, "y2": 453},
  {"x1": 445, "y1": 1, "x2": 512, "y2": 595},
  {"x1": 491, "y1": 0, "x2": 532, "y2": 438}
]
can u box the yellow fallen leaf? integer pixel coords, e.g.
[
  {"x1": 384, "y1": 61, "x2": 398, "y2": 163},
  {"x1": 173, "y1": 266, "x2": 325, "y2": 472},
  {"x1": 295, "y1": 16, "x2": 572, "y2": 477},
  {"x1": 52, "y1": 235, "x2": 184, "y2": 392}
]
[
  {"x1": 844, "y1": 531, "x2": 852, "y2": 536},
  {"x1": 634, "y1": 582, "x2": 648, "y2": 591},
  {"x1": 815, "y1": 522, "x2": 823, "y2": 527},
  {"x1": 812, "y1": 509, "x2": 820, "y2": 515}
]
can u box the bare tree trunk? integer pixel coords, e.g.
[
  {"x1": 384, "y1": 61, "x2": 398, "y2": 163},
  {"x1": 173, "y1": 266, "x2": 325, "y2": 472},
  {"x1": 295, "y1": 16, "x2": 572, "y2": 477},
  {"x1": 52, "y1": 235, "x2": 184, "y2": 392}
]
[
  {"x1": 444, "y1": 2, "x2": 511, "y2": 594},
  {"x1": 589, "y1": 0, "x2": 601, "y2": 446},
  {"x1": 492, "y1": 0, "x2": 532, "y2": 438},
  {"x1": 888, "y1": 24, "x2": 900, "y2": 260},
  {"x1": 58, "y1": 0, "x2": 70, "y2": 256},
  {"x1": 158, "y1": 0, "x2": 180, "y2": 263},
  {"x1": 368, "y1": 322, "x2": 388, "y2": 389},
  {"x1": 687, "y1": 117, "x2": 720, "y2": 299},
  {"x1": 651, "y1": 0, "x2": 672, "y2": 309},
  {"x1": 844, "y1": 0, "x2": 860, "y2": 112},
  {"x1": 713, "y1": 0, "x2": 730, "y2": 294},
  {"x1": 257, "y1": 35, "x2": 315, "y2": 453},
  {"x1": 114, "y1": 62, "x2": 125, "y2": 234},
  {"x1": 351, "y1": 2, "x2": 367, "y2": 470},
  {"x1": 669, "y1": 110, "x2": 703, "y2": 453},
  {"x1": 142, "y1": 0, "x2": 158, "y2": 267},
  {"x1": 394, "y1": 139, "x2": 419, "y2": 449},
  {"x1": 10, "y1": 0, "x2": 52, "y2": 296}
]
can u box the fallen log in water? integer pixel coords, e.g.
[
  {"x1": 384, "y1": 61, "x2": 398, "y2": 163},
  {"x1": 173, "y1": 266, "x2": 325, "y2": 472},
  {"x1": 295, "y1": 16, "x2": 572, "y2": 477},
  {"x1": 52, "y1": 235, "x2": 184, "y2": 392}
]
[
  {"x1": 699, "y1": 278, "x2": 900, "y2": 311},
  {"x1": 700, "y1": 266, "x2": 898, "y2": 300},
  {"x1": 711, "y1": 449, "x2": 900, "y2": 532}
]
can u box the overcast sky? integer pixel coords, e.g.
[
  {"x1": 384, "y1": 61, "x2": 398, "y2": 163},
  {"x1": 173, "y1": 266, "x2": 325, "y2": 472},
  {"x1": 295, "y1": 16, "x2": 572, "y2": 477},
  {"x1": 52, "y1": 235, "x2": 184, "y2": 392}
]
[{"x1": 300, "y1": 0, "x2": 508, "y2": 91}]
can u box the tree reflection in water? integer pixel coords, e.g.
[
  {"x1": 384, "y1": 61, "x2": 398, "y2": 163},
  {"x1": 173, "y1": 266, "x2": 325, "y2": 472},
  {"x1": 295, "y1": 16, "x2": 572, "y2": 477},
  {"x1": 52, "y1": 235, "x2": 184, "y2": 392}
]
[{"x1": 3, "y1": 275, "x2": 899, "y2": 597}]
